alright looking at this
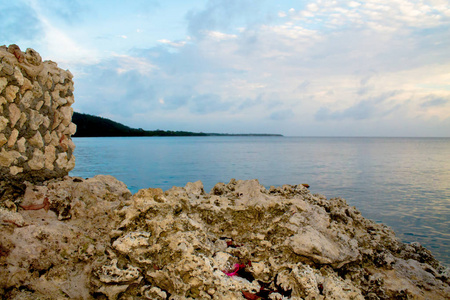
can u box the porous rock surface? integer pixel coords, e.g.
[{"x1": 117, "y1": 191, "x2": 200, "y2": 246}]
[
  {"x1": 0, "y1": 44, "x2": 76, "y2": 183},
  {"x1": 0, "y1": 177, "x2": 449, "y2": 299}
]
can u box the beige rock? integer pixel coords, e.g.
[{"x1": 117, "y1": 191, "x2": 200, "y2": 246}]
[
  {"x1": 44, "y1": 132, "x2": 52, "y2": 144},
  {"x1": 66, "y1": 155, "x2": 75, "y2": 171},
  {"x1": 0, "y1": 77, "x2": 7, "y2": 93},
  {"x1": 0, "y1": 116, "x2": 8, "y2": 131},
  {"x1": 29, "y1": 109, "x2": 44, "y2": 130},
  {"x1": 20, "y1": 77, "x2": 33, "y2": 94},
  {"x1": 20, "y1": 90, "x2": 34, "y2": 108},
  {"x1": 13, "y1": 66, "x2": 24, "y2": 85},
  {"x1": 28, "y1": 148, "x2": 45, "y2": 170},
  {"x1": 10, "y1": 165, "x2": 23, "y2": 175},
  {"x1": 0, "y1": 148, "x2": 21, "y2": 167},
  {"x1": 0, "y1": 207, "x2": 25, "y2": 227},
  {"x1": 66, "y1": 95, "x2": 75, "y2": 105},
  {"x1": 7, "y1": 128, "x2": 19, "y2": 148},
  {"x1": 44, "y1": 145, "x2": 56, "y2": 170},
  {"x1": 8, "y1": 103, "x2": 21, "y2": 127},
  {"x1": 24, "y1": 47, "x2": 42, "y2": 66},
  {"x1": 5, "y1": 85, "x2": 19, "y2": 102},
  {"x1": 63, "y1": 122, "x2": 77, "y2": 136},
  {"x1": 52, "y1": 111, "x2": 62, "y2": 130},
  {"x1": 35, "y1": 100, "x2": 44, "y2": 110},
  {"x1": 56, "y1": 152, "x2": 68, "y2": 169},
  {"x1": 18, "y1": 112, "x2": 27, "y2": 128},
  {"x1": 32, "y1": 80, "x2": 43, "y2": 98},
  {"x1": 44, "y1": 91, "x2": 51, "y2": 107},
  {"x1": 29, "y1": 131, "x2": 44, "y2": 148},
  {"x1": 42, "y1": 115, "x2": 50, "y2": 129},
  {"x1": 17, "y1": 137, "x2": 26, "y2": 153},
  {"x1": 49, "y1": 131, "x2": 59, "y2": 146},
  {"x1": 113, "y1": 231, "x2": 151, "y2": 255},
  {"x1": 0, "y1": 133, "x2": 7, "y2": 147},
  {"x1": 0, "y1": 96, "x2": 6, "y2": 113}
]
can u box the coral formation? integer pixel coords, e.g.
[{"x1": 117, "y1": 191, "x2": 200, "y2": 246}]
[{"x1": 0, "y1": 177, "x2": 448, "y2": 299}]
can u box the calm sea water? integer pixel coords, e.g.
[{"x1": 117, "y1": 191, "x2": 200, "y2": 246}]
[{"x1": 70, "y1": 136, "x2": 450, "y2": 266}]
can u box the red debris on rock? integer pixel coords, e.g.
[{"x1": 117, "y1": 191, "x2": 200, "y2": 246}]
[
  {"x1": 20, "y1": 197, "x2": 50, "y2": 212},
  {"x1": 242, "y1": 291, "x2": 261, "y2": 300}
]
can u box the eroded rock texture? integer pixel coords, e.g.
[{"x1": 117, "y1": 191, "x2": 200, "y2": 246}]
[
  {"x1": 0, "y1": 44, "x2": 76, "y2": 184},
  {"x1": 0, "y1": 177, "x2": 448, "y2": 299}
]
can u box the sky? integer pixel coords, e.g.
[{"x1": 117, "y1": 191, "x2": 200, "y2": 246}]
[{"x1": 2, "y1": 0, "x2": 450, "y2": 136}]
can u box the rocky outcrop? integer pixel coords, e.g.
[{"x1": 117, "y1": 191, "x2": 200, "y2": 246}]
[
  {"x1": 0, "y1": 45, "x2": 76, "y2": 184},
  {"x1": 0, "y1": 177, "x2": 448, "y2": 299}
]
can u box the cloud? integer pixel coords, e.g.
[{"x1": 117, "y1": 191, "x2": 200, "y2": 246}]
[
  {"x1": 157, "y1": 39, "x2": 187, "y2": 47},
  {"x1": 186, "y1": 0, "x2": 267, "y2": 38},
  {"x1": 421, "y1": 96, "x2": 450, "y2": 108},
  {"x1": 270, "y1": 109, "x2": 295, "y2": 121},
  {"x1": 315, "y1": 91, "x2": 400, "y2": 121},
  {"x1": 4, "y1": 0, "x2": 445, "y2": 136}
]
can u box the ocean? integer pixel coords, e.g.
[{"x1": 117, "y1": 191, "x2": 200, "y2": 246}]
[{"x1": 70, "y1": 136, "x2": 450, "y2": 266}]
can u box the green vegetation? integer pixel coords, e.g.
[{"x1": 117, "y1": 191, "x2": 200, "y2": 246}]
[{"x1": 72, "y1": 112, "x2": 282, "y2": 137}]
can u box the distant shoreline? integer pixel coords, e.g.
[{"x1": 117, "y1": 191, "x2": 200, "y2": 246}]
[{"x1": 72, "y1": 112, "x2": 282, "y2": 137}]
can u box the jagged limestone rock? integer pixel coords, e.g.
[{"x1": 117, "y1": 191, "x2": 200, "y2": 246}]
[{"x1": 0, "y1": 175, "x2": 449, "y2": 300}]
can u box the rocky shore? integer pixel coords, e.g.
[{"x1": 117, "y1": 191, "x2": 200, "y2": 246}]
[{"x1": 0, "y1": 176, "x2": 449, "y2": 299}]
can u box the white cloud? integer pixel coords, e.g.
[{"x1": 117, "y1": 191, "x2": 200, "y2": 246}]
[
  {"x1": 204, "y1": 30, "x2": 238, "y2": 40},
  {"x1": 113, "y1": 54, "x2": 158, "y2": 75},
  {"x1": 157, "y1": 39, "x2": 186, "y2": 47}
]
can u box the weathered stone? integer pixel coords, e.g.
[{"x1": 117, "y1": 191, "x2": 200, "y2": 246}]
[
  {"x1": 44, "y1": 91, "x2": 51, "y2": 107},
  {"x1": 17, "y1": 137, "x2": 26, "y2": 153},
  {"x1": 13, "y1": 66, "x2": 24, "y2": 85},
  {"x1": 29, "y1": 131, "x2": 44, "y2": 148},
  {"x1": 10, "y1": 166, "x2": 23, "y2": 175},
  {"x1": 67, "y1": 154, "x2": 75, "y2": 171},
  {"x1": 35, "y1": 100, "x2": 44, "y2": 110},
  {"x1": 0, "y1": 77, "x2": 7, "y2": 92},
  {"x1": 28, "y1": 149, "x2": 45, "y2": 170},
  {"x1": 32, "y1": 80, "x2": 43, "y2": 98},
  {"x1": 18, "y1": 112, "x2": 27, "y2": 128},
  {"x1": 66, "y1": 95, "x2": 75, "y2": 105},
  {"x1": 49, "y1": 131, "x2": 59, "y2": 146},
  {"x1": 44, "y1": 132, "x2": 52, "y2": 144},
  {"x1": 5, "y1": 85, "x2": 19, "y2": 102},
  {"x1": 20, "y1": 77, "x2": 33, "y2": 94},
  {"x1": 20, "y1": 90, "x2": 34, "y2": 108},
  {"x1": 0, "y1": 148, "x2": 21, "y2": 167},
  {"x1": 0, "y1": 116, "x2": 8, "y2": 131},
  {"x1": 7, "y1": 129, "x2": 19, "y2": 148},
  {"x1": 29, "y1": 109, "x2": 44, "y2": 130},
  {"x1": 1, "y1": 47, "x2": 75, "y2": 181},
  {"x1": 0, "y1": 133, "x2": 7, "y2": 147},
  {"x1": 42, "y1": 115, "x2": 50, "y2": 129},
  {"x1": 44, "y1": 145, "x2": 56, "y2": 170},
  {"x1": 0, "y1": 96, "x2": 6, "y2": 113},
  {"x1": 56, "y1": 152, "x2": 68, "y2": 169},
  {"x1": 63, "y1": 122, "x2": 77, "y2": 136},
  {"x1": 24, "y1": 47, "x2": 42, "y2": 66},
  {"x1": 8, "y1": 103, "x2": 21, "y2": 127},
  {"x1": 0, "y1": 176, "x2": 449, "y2": 299},
  {"x1": 60, "y1": 106, "x2": 73, "y2": 126}
]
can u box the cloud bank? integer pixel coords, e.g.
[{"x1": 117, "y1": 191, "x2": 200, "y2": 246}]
[{"x1": 2, "y1": 0, "x2": 450, "y2": 136}]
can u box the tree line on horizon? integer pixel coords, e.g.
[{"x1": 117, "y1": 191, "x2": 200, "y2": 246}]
[{"x1": 71, "y1": 112, "x2": 283, "y2": 137}]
